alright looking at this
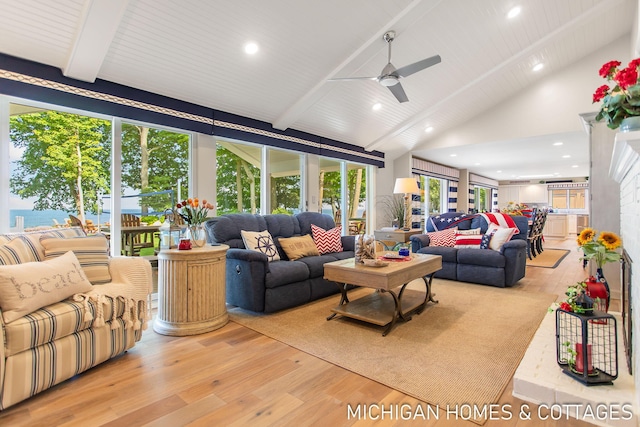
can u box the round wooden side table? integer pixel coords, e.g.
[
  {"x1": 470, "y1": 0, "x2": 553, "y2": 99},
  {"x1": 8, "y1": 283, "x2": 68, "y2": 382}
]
[{"x1": 154, "y1": 244, "x2": 229, "y2": 336}]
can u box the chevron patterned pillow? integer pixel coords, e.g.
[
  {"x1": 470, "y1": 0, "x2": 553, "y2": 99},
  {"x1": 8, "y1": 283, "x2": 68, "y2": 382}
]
[
  {"x1": 310, "y1": 224, "x2": 343, "y2": 255},
  {"x1": 426, "y1": 227, "x2": 457, "y2": 247}
]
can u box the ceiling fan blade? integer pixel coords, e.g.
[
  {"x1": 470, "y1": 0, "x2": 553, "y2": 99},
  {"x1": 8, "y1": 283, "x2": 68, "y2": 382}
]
[
  {"x1": 388, "y1": 82, "x2": 409, "y2": 103},
  {"x1": 328, "y1": 76, "x2": 378, "y2": 82},
  {"x1": 396, "y1": 55, "x2": 441, "y2": 78}
]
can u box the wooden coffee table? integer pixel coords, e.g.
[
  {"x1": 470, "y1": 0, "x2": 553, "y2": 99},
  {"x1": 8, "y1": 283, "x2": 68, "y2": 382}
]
[{"x1": 323, "y1": 253, "x2": 442, "y2": 336}]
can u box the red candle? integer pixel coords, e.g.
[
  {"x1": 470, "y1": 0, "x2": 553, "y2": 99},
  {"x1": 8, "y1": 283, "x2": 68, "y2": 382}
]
[{"x1": 575, "y1": 343, "x2": 593, "y2": 374}]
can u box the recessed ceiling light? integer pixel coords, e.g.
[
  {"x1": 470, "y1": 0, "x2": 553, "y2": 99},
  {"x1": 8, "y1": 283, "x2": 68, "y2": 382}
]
[
  {"x1": 425, "y1": 126, "x2": 434, "y2": 133},
  {"x1": 572, "y1": 165, "x2": 579, "y2": 168},
  {"x1": 372, "y1": 103, "x2": 382, "y2": 111},
  {"x1": 496, "y1": 170, "x2": 502, "y2": 173},
  {"x1": 244, "y1": 42, "x2": 259, "y2": 55},
  {"x1": 474, "y1": 163, "x2": 481, "y2": 166},
  {"x1": 532, "y1": 63, "x2": 544, "y2": 72},
  {"x1": 562, "y1": 155, "x2": 571, "y2": 158},
  {"x1": 553, "y1": 142, "x2": 563, "y2": 146},
  {"x1": 450, "y1": 154, "x2": 457, "y2": 157},
  {"x1": 507, "y1": 6, "x2": 521, "y2": 19}
]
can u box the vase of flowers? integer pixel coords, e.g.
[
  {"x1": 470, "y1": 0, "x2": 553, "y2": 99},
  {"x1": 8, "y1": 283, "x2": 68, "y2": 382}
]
[
  {"x1": 175, "y1": 198, "x2": 214, "y2": 248},
  {"x1": 577, "y1": 228, "x2": 622, "y2": 307},
  {"x1": 593, "y1": 58, "x2": 640, "y2": 130}
]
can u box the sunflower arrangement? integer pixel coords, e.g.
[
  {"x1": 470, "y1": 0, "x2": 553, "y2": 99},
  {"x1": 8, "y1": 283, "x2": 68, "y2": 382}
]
[
  {"x1": 175, "y1": 198, "x2": 214, "y2": 226},
  {"x1": 577, "y1": 228, "x2": 622, "y2": 269}
]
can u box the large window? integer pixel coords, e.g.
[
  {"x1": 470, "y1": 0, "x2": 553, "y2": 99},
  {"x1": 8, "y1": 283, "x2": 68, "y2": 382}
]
[
  {"x1": 216, "y1": 140, "x2": 261, "y2": 214},
  {"x1": 269, "y1": 148, "x2": 301, "y2": 214},
  {"x1": 420, "y1": 175, "x2": 447, "y2": 215},
  {"x1": 474, "y1": 186, "x2": 492, "y2": 213},
  {"x1": 9, "y1": 103, "x2": 111, "y2": 229},
  {"x1": 4, "y1": 98, "x2": 373, "y2": 241},
  {"x1": 319, "y1": 158, "x2": 366, "y2": 234},
  {"x1": 120, "y1": 122, "x2": 190, "y2": 219},
  {"x1": 6, "y1": 100, "x2": 192, "y2": 257},
  {"x1": 551, "y1": 188, "x2": 586, "y2": 210}
]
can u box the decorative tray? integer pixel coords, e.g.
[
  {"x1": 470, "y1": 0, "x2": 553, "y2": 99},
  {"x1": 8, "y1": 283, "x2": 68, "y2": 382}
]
[
  {"x1": 362, "y1": 259, "x2": 389, "y2": 267},
  {"x1": 382, "y1": 252, "x2": 406, "y2": 259}
]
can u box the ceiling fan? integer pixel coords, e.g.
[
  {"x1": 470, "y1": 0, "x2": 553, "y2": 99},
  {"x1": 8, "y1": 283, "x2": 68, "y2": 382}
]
[{"x1": 329, "y1": 30, "x2": 441, "y2": 103}]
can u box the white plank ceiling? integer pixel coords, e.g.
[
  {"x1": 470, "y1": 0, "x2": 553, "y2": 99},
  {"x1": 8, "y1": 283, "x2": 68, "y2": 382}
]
[{"x1": 0, "y1": 0, "x2": 635, "y2": 179}]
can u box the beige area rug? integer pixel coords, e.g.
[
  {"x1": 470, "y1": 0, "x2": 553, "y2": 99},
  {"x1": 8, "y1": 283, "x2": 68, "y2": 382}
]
[
  {"x1": 229, "y1": 279, "x2": 556, "y2": 425},
  {"x1": 526, "y1": 248, "x2": 571, "y2": 268}
]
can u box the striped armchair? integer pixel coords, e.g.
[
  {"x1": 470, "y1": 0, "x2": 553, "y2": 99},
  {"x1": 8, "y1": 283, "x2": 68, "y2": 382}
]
[{"x1": 0, "y1": 227, "x2": 152, "y2": 410}]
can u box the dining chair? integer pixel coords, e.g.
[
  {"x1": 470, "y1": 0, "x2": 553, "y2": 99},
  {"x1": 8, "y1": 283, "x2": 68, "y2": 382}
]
[
  {"x1": 534, "y1": 210, "x2": 549, "y2": 255},
  {"x1": 526, "y1": 209, "x2": 547, "y2": 259}
]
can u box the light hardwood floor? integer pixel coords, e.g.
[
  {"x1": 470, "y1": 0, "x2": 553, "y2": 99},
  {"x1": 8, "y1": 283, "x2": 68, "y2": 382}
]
[{"x1": 0, "y1": 238, "x2": 604, "y2": 426}]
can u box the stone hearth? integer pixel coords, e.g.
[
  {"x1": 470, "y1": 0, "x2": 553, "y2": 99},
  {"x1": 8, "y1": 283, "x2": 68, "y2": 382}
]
[{"x1": 513, "y1": 309, "x2": 636, "y2": 427}]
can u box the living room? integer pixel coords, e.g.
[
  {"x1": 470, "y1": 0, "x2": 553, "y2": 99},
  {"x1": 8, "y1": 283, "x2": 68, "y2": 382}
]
[{"x1": 0, "y1": 1, "x2": 640, "y2": 426}]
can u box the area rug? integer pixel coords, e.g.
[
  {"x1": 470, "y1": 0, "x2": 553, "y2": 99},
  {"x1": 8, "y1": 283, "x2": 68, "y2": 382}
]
[
  {"x1": 526, "y1": 248, "x2": 571, "y2": 268},
  {"x1": 229, "y1": 279, "x2": 556, "y2": 425}
]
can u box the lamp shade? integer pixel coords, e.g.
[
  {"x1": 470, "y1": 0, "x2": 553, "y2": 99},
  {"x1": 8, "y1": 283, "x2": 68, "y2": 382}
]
[{"x1": 393, "y1": 178, "x2": 419, "y2": 194}]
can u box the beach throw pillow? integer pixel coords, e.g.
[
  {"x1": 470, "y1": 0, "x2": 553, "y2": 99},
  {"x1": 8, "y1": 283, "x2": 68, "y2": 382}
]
[
  {"x1": 278, "y1": 235, "x2": 320, "y2": 260},
  {"x1": 427, "y1": 228, "x2": 457, "y2": 247},
  {"x1": 40, "y1": 234, "x2": 111, "y2": 284},
  {"x1": 0, "y1": 251, "x2": 93, "y2": 323},
  {"x1": 0, "y1": 237, "x2": 38, "y2": 265},
  {"x1": 241, "y1": 230, "x2": 280, "y2": 261},
  {"x1": 485, "y1": 223, "x2": 517, "y2": 251},
  {"x1": 311, "y1": 224, "x2": 343, "y2": 254}
]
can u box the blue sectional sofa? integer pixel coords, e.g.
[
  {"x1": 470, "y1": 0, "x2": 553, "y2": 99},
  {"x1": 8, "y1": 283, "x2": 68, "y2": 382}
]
[
  {"x1": 410, "y1": 214, "x2": 528, "y2": 287},
  {"x1": 204, "y1": 212, "x2": 354, "y2": 313}
]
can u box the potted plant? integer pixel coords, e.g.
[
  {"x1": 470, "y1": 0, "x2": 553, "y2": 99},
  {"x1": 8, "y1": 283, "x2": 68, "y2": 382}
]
[{"x1": 593, "y1": 58, "x2": 640, "y2": 130}]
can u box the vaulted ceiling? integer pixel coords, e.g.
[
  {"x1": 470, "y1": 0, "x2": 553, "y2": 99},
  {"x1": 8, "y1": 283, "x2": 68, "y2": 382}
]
[{"x1": 0, "y1": 0, "x2": 636, "y2": 180}]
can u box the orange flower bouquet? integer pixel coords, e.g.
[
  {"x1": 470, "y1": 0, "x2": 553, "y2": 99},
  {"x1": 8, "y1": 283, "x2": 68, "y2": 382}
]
[{"x1": 175, "y1": 198, "x2": 214, "y2": 226}]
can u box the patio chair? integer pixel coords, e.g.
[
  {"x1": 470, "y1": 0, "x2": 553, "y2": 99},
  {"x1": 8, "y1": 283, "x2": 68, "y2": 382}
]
[
  {"x1": 121, "y1": 214, "x2": 155, "y2": 256},
  {"x1": 68, "y1": 214, "x2": 87, "y2": 235}
]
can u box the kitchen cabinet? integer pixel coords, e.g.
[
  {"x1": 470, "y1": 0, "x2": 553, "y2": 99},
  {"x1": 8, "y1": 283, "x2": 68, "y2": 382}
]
[
  {"x1": 519, "y1": 184, "x2": 548, "y2": 204},
  {"x1": 543, "y1": 214, "x2": 567, "y2": 237},
  {"x1": 497, "y1": 186, "x2": 521, "y2": 208},
  {"x1": 566, "y1": 214, "x2": 577, "y2": 235},
  {"x1": 498, "y1": 184, "x2": 548, "y2": 208}
]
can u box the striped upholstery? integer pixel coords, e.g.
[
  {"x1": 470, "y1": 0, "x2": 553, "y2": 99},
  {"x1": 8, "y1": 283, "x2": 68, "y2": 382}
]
[
  {"x1": 0, "y1": 237, "x2": 37, "y2": 265},
  {"x1": 0, "y1": 227, "x2": 85, "y2": 261},
  {"x1": 0, "y1": 228, "x2": 151, "y2": 410},
  {"x1": 1, "y1": 318, "x2": 140, "y2": 409},
  {"x1": 40, "y1": 234, "x2": 111, "y2": 284},
  {"x1": 3, "y1": 297, "x2": 132, "y2": 357}
]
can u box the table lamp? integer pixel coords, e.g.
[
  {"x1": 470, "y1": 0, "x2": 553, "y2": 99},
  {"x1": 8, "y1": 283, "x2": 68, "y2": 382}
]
[{"x1": 393, "y1": 177, "x2": 419, "y2": 231}]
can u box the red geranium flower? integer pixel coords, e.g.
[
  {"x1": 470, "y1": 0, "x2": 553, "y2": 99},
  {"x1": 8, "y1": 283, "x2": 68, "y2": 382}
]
[
  {"x1": 598, "y1": 60, "x2": 621, "y2": 78},
  {"x1": 614, "y1": 66, "x2": 638, "y2": 90},
  {"x1": 629, "y1": 58, "x2": 640, "y2": 69},
  {"x1": 592, "y1": 85, "x2": 609, "y2": 103}
]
